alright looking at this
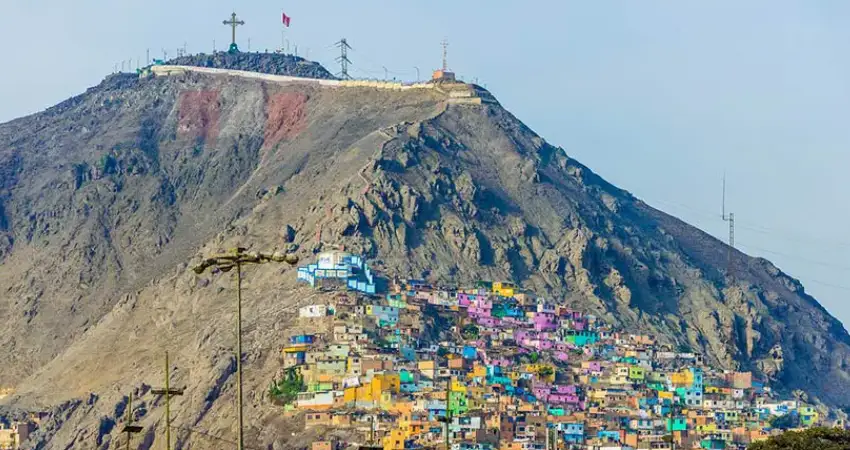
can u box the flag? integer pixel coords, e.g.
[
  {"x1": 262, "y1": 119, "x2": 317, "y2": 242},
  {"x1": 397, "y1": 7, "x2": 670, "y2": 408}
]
[{"x1": 282, "y1": 12, "x2": 291, "y2": 27}]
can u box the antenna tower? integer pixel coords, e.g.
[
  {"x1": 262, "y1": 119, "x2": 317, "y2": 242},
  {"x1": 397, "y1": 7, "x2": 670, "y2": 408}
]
[
  {"x1": 722, "y1": 173, "x2": 735, "y2": 282},
  {"x1": 335, "y1": 38, "x2": 353, "y2": 80},
  {"x1": 441, "y1": 38, "x2": 449, "y2": 71}
]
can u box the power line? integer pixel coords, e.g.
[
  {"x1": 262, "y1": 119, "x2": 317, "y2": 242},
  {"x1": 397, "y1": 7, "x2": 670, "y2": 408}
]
[
  {"x1": 737, "y1": 242, "x2": 850, "y2": 272},
  {"x1": 804, "y1": 278, "x2": 850, "y2": 292},
  {"x1": 169, "y1": 425, "x2": 265, "y2": 450},
  {"x1": 646, "y1": 197, "x2": 850, "y2": 249}
]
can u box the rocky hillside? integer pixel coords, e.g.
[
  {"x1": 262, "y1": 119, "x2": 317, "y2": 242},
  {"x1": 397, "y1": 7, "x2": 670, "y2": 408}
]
[
  {"x1": 165, "y1": 52, "x2": 335, "y2": 79},
  {"x1": 1, "y1": 55, "x2": 849, "y2": 448}
]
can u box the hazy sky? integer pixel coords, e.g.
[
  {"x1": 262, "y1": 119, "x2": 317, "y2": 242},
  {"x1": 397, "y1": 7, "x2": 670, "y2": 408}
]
[{"x1": 4, "y1": 1, "x2": 850, "y2": 325}]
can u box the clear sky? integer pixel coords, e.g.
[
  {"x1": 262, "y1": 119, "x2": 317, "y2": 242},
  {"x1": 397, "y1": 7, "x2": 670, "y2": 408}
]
[{"x1": 4, "y1": 1, "x2": 849, "y2": 325}]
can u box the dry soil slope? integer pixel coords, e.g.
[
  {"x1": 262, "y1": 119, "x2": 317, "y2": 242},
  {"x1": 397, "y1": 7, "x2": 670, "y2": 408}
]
[{"x1": 0, "y1": 65, "x2": 849, "y2": 449}]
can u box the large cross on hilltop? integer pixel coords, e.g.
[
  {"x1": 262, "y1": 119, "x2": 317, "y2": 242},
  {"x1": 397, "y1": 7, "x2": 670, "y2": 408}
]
[{"x1": 223, "y1": 12, "x2": 245, "y2": 53}]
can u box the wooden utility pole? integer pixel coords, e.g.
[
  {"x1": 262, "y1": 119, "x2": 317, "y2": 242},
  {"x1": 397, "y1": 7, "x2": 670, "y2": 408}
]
[
  {"x1": 122, "y1": 392, "x2": 143, "y2": 450},
  {"x1": 445, "y1": 376, "x2": 452, "y2": 450},
  {"x1": 192, "y1": 248, "x2": 299, "y2": 450},
  {"x1": 151, "y1": 351, "x2": 184, "y2": 450}
]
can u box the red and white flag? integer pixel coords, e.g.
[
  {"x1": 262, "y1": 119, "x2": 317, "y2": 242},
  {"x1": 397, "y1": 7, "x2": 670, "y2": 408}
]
[{"x1": 282, "y1": 12, "x2": 291, "y2": 27}]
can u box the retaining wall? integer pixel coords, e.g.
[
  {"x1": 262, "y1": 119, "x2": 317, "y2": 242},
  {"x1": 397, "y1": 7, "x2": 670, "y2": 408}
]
[{"x1": 148, "y1": 65, "x2": 496, "y2": 104}]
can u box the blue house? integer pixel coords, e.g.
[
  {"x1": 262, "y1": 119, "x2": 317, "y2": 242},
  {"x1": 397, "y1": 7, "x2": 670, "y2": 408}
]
[
  {"x1": 597, "y1": 430, "x2": 621, "y2": 442},
  {"x1": 289, "y1": 334, "x2": 316, "y2": 345},
  {"x1": 560, "y1": 423, "x2": 584, "y2": 444},
  {"x1": 297, "y1": 251, "x2": 377, "y2": 294}
]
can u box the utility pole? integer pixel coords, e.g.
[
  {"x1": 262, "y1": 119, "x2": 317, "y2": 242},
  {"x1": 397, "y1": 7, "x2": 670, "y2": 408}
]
[
  {"x1": 121, "y1": 392, "x2": 143, "y2": 450},
  {"x1": 335, "y1": 38, "x2": 352, "y2": 80},
  {"x1": 151, "y1": 351, "x2": 184, "y2": 450},
  {"x1": 382, "y1": 66, "x2": 388, "y2": 81},
  {"x1": 192, "y1": 248, "x2": 299, "y2": 450},
  {"x1": 445, "y1": 375, "x2": 452, "y2": 450},
  {"x1": 414, "y1": 66, "x2": 420, "y2": 82},
  {"x1": 146, "y1": 48, "x2": 150, "y2": 65}
]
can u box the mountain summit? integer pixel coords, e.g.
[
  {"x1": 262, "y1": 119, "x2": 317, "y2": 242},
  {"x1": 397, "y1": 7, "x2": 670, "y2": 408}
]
[{"x1": 0, "y1": 54, "x2": 848, "y2": 447}]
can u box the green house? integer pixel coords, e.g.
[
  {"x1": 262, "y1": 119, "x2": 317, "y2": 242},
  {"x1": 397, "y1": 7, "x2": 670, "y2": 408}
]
[
  {"x1": 565, "y1": 330, "x2": 599, "y2": 347},
  {"x1": 647, "y1": 382, "x2": 666, "y2": 391},
  {"x1": 400, "y1": 370, "x2": 415, "y2": 383},
  {"x1": 700, "y1": 438, "x2": 727, "y2": 449},
  {"x1": 308, "y1": 381, "x2": 334, "y2": 392},
  {"x1": 667, "y1": 417, "x2": 688, "y2": 432},
  {"x1": 628, "y1": 366, "x2": 646, "y2": 381},
  {"x1": 448, "y1": 391, "x2": 469, "y2": 416}
]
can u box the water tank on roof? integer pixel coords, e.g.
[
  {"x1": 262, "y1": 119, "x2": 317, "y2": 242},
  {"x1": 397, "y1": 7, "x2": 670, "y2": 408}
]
[{"x1": 317, "y1": 251, "x2": 352, "y2": 269}]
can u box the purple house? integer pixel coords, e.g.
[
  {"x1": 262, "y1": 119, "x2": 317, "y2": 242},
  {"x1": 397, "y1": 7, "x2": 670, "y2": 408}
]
[
  {"x1": 555, "y1": 385, "x2": 578, "y2": 394},
  {"x1": 533, "y1": 386, "x2": 551, "y2": 399},
  {"x1": 533, "y1": 313, "x2": 557, "y2": 332}
]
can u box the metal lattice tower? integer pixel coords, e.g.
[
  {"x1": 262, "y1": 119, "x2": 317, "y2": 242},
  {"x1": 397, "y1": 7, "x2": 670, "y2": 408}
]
[
  {"x1": 441, "y1": 39, "x2": 449, "y2": 71},
  {"x1": 722, "y1": 174, "x2": 736, "y2": 282},
  {"x1": 335, "y1": 38, "x2": 352, "y2": 79}
]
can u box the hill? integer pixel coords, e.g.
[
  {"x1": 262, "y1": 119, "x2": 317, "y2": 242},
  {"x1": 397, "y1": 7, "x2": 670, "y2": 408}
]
[{"x1": 0, "y1": 55, "x2": 848, "y2": 448}]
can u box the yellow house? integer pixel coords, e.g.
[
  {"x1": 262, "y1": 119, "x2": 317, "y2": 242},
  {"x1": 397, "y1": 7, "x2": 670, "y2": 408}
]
[
  {"x1": 470, "y1": 363, "x2": 487, "y2": 380},
  {"x1": 492, "y1": 282, "x2": 516, "y2": 297},
  {"x1": 384, "y1": 428, "x2": 410, "y2": 450},
  {"x1": 344, "y1": 373, "x2": 401, "y2": 403},
  {"x1": 697, "y1": 423, "x2": 718, "y2": 433},
  {"x1": 418, "y1": 360, "x2": 436, "y2": 379},
  {"x1": 670, "y1": 369, "x2": 694, "y2": 387}
]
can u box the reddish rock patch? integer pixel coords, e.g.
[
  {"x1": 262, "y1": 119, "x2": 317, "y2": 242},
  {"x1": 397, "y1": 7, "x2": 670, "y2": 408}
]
[
  {"x1": 264, "y1": 92, "x2": 308, "y2": 149},
  {"x1": 177, "y1": 91, "x2": 220, "y2": 144}
]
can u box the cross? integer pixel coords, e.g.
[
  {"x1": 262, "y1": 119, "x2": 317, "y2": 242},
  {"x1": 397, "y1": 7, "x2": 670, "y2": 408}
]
[{"x1": 223, "y1": 12, "x2": 245, "y2": 50}]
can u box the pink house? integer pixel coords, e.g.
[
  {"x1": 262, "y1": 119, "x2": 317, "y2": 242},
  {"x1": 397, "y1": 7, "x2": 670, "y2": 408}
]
[
  {"x1": 548, "y1": 394, "x2": 571, "y2": 404},
  {"x1": 555, "y1": 385, "x2": 577, "y2": 394},
  {"x1": 533, "y1": 386, "x2": 550, "y2": 398},
  {"x1": 477, "y1": 317, "x2": 499, "y2": 327},
  {"x1": 533, "y1": 313, "x2": 557, "y2": 332},
  {"x1": 555, "y1": 343, "x2": 570, "y2": 352},
  {"x1": 515, "y1": 331, "x2": 530, "y2": 341}
]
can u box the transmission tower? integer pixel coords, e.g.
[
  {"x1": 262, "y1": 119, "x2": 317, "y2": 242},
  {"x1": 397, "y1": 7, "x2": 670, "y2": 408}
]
[{"x1": 335, "y1": 38, "x2": 352, "y2": 80}]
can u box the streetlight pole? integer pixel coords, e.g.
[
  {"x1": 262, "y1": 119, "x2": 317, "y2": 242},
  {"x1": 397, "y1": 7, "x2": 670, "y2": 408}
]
[{"x1": 192, "y1": 247, "x2": 299, "y2": 450}]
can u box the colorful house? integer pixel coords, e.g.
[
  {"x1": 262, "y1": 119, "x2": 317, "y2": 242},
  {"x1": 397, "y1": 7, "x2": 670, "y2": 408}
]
[{"x1": 297, "y1": 251, "x2": 378, "y2": 294}]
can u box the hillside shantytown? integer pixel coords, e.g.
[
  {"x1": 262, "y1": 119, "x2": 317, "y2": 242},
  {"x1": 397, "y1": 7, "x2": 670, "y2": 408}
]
[{"x1": 265, "y1": 251, "x2": 831, "y2": 450}]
